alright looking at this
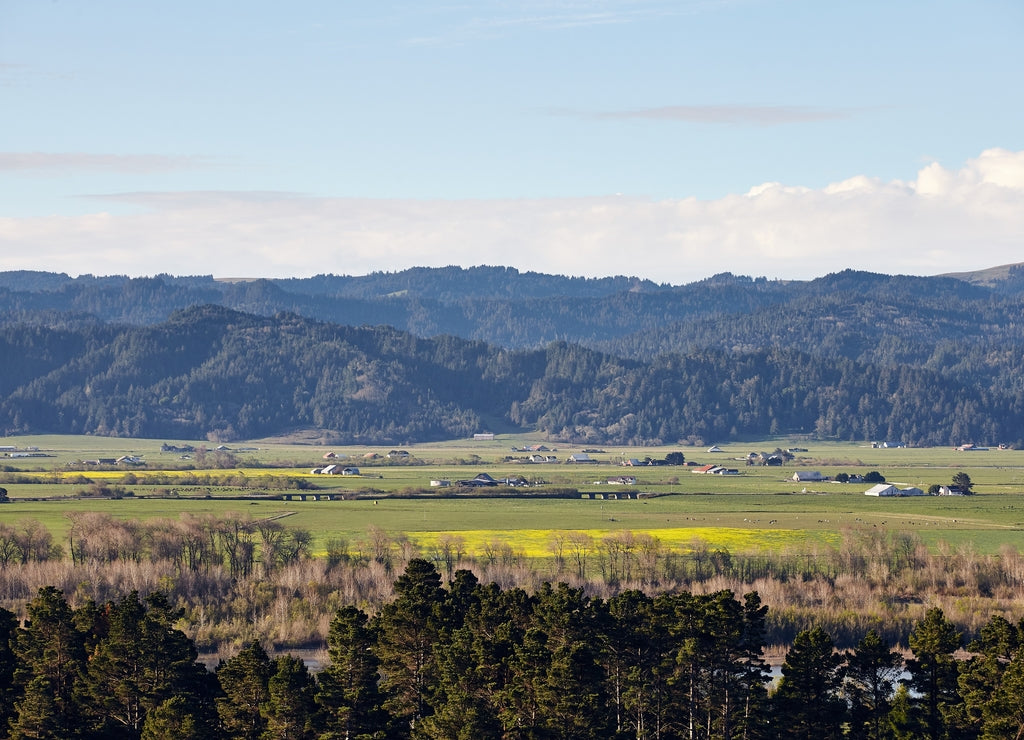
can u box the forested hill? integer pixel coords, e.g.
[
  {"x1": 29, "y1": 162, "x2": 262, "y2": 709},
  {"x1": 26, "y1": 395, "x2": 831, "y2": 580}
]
[
  {"x1": 2, "y1": 304, "x2": 1023, "y2": 446},
  {"x1": 4, "y1": 265, "x2": 1024, "y2": 360}
]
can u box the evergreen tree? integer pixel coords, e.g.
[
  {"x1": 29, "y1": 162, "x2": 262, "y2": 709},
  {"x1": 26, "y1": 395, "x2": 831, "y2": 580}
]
[
  {"x1": 372, "y1": 559, "x2": 448, "y2": 733},
  {"x1": 77, "y1": 591, "x2": 208, "y2": 738},
  {"x1": 0, "y1": 606, "x2": 21, "y2": 731},
  {"x1": 845, "y1": 629, "x2": 904, "y2": 740},
  {"x1": 526, "y1": 583, "x2": 611, "y2": 739},
  {"x1": 906, "y1": 608, "x2": 962, "y2": 740},
  {"x1": 772, "y1": 626, "x2": 845, "y2": 740},
  {"x1": 978, "y1": 648, "x2": 1024, "y2": 739},
  {"x1": 140, "y1": 696, "x2": 201, "y2": 740},
  {"x1": 216, "y1": 641, "x2": 273, "y2": 740},
  {"x1": 954, "y1": 614, "x2": 1021, "y2": 739},
  {"x1": 10, "y1": 587, "x2": 86, "y2": 739},
  {"x1": 316, "y1": 606, "x2": 388, "y2": 739},
  {"x1": 261, "y1": 654, "x2": 318, "y2": 740}
]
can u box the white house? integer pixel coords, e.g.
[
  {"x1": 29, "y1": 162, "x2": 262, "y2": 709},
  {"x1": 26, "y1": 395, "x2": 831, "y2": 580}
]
[
  {"x1": 864, "y1": 484, "x2": 899, "y2": 497},
  {"x1": 792, "y1": 471, "x2": 826, "y2": 482}
]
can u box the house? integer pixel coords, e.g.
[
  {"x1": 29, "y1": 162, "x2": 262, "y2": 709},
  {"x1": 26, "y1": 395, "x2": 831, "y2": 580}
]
[
  {"x1": 457, "y1": 473, "x2": 498, "y2": 487},
  {"x1": 567, "y1": 453, "x2": 596, "y2": 463},
  {"x1": 387, "y1": 450, "x2": 410, "y2": 459},
  {"x1": 116, "y1": 455, "x2": 144, "y2": 466},
  {"x1": 713, "y1": 468, "x2": 740, "y2": 475},
  {"x1": 341, "y1": 467, "x2": 360, "y2": 476},
  {"x1": 707, "y1": 445, "x2": 724, "y2": 453},
  {"x1": 864, "y1": 484, "x2": 899, "y2": 497},
  {"x1": 322, "y1": 452, "x2": 337, "y2": 459},
  {"x1": 608, "y1": 476, "x2": 637, "y2": 485},
  {"x1": 939, "y1": 485, "x2": 971, "y2": 496},
  {"x1": 792, "y1": 471, "x2": 826, "y2": 482},
  {"x1": 430, "y1": 479, "x2": 451, "y2": 487},
  {"x1": 692, "y1": 464, "x2": 722, "y2": 474},
  {"x1": 623, "y1": 458, "x2": 642, "y2": 467},
  {"x1": 763, "y1": 455, "x2": 784, "y2": 466},
  {"x1": 529, "y1": 454, "x2": 557, "y2": 463}
]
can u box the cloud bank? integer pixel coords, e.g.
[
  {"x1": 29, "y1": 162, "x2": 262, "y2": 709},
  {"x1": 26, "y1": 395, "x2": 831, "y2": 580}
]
[{"x1": 1, "y1": 148, "x2": 1021, "y2": 283}]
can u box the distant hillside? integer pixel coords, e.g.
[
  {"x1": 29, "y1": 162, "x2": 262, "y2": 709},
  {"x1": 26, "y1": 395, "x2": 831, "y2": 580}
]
[
  {"x1": 941, "y1": 261, "x2": 1024, "y2": 290},
  {"x1": 1, "y1": 304, "x2": 1022, "y2": 446}
]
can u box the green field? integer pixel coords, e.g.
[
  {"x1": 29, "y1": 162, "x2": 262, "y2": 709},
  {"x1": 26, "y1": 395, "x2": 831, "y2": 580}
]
[{"x1": 3, "y1": 434, "x2": 1024, "y2": 556}]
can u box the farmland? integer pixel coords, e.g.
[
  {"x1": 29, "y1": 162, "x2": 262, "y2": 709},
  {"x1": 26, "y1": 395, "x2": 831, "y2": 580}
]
[{"x1": 3, "y1": 433, "x2": 1024, "y2": 559}]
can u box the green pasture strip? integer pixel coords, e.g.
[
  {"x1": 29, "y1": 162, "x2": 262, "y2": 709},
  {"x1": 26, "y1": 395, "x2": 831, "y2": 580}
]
[{"x1": 3, "y1": 492, "x2": 1024, "y2": 555}]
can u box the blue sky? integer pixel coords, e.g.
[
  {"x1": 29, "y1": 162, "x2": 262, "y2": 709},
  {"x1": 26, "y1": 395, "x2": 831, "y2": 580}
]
[{"x1": 1, "y1": 0, "x2": 1022, "y2": 283}]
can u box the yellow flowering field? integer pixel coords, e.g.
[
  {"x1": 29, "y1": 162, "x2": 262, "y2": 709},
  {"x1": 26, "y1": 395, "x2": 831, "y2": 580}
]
[{"x1": 410, "y1": 526, "x2": 838, "y2": 559}]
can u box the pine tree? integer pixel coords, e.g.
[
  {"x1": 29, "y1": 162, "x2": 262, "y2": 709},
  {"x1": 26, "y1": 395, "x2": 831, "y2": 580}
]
[
  {"x1": 906, "y1": 608, "x2": 962, "y2": 740},
  {"x1": 0, "y1": 606, "x2": 20, "y2": 731},
  {"x1": 954, "y1": 614, "x2": 1022, "y2": 739},
  {"x1": 845, "y1": 629, "x2": 904, "y2": 740},
  {"x1": 217, "y1": 641, "x2": 273, "y2": 740},
  {"x1": 10, "y1": 587, "x2": 86, "y2": 739},
  {"x1": 372, "y1": 559, "x2": 448, "y2": 733},
  {"x1": 140, "y1": 696, "x2": 201, "y2": 740},
  {"x1": 316, "y1": 606, "x2": 388, "y2": 740},
  {"x1": 772, "y1": 626, "x2": 845, "y2": 740},
  {"x1": 261, "y1": 654, "x2": 318, "y2": 740},
  {"x1": 77, "y1": 591, "x2": 208, "y2": 737}
]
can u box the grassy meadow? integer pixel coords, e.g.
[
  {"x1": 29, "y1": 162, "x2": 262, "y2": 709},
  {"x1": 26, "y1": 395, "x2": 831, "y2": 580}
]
[{"x1": 3, "y1": 433, "x2": 1024, "y2": 558}]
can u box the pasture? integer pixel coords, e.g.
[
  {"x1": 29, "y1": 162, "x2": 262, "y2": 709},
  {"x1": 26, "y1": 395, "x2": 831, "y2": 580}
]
[{"x1": 3, "y1": 434, "x2": 1024, "y2": 557}]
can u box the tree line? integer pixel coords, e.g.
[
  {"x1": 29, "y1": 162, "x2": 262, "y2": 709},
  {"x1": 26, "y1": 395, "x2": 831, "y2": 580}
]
[{"x1": 1, "y1": 561, "x2": 1023, "y2": 739}]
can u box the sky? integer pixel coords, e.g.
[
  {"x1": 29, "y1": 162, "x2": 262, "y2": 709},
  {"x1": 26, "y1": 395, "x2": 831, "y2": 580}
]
[{"x1": 1, "y1": 0, "x2": 1022, "y2": 285}]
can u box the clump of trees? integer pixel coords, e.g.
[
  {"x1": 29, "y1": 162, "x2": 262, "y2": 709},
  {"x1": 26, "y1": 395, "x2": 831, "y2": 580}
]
[{"x1": 3, "y1": 564, "x2": 1024, "y2": 738}]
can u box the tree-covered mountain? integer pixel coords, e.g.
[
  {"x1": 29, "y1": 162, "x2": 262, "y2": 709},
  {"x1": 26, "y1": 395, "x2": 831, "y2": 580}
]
[{"x1": 2, "y1": 301, "x2": 1023, "y2": 446}]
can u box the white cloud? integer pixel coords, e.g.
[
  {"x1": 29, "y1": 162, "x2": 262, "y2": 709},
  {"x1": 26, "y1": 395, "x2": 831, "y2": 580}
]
[{"x1": 1, "y1": 148, "x2": 1022, "y2": 283}]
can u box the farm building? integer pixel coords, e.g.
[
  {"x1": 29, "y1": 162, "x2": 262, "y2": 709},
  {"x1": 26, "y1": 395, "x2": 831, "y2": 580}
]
[
  {"x1": 792, "y1": 471, "x2": 826, "y2": 482},
  {"x1": 864, "y1": 484, "x2": 924, "y2": 497},
  {"x1": 864, "y1": 484, "x2": 899, "y2": 497}
]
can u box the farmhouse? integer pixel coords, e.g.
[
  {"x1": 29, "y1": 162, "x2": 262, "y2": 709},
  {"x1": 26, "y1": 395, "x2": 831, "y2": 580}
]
[
  {"x1": 939, "y1": 485, "x2": 972, "y2": 495},
  {"x1": 792, "y1": 471, "x2": 826, "y2": 482}
]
